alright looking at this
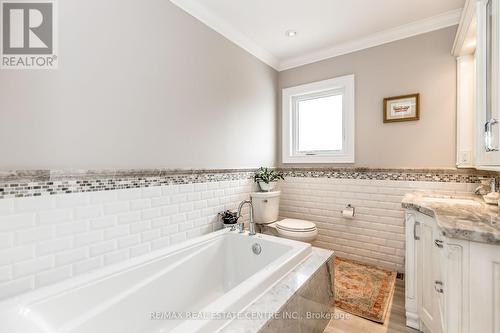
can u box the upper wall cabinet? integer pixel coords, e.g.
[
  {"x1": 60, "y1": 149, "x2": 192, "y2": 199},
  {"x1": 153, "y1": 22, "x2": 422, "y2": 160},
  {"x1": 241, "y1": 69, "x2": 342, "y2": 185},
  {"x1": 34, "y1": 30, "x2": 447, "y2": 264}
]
[{"x1": 454, "y1": 0, "x2": 500, "y2": 171}]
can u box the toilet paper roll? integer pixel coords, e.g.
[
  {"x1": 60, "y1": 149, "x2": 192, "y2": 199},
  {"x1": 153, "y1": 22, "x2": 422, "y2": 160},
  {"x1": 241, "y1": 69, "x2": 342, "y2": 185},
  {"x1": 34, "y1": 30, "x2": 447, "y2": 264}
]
[{"x1": 342, "y1": 207, "x2": 355, "y2": 218}]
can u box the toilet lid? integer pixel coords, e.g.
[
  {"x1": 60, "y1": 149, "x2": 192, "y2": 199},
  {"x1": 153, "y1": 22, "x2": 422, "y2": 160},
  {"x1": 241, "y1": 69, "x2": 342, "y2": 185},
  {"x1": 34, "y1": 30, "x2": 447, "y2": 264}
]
[{"x1": 275, "y1": 219, "x2": 316, "y2": 232}]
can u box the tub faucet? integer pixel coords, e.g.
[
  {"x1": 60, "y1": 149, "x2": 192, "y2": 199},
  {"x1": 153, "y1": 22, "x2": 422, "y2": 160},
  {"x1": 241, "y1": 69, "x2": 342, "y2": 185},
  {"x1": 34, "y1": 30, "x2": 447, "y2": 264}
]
[
  {"x1": 475, "y1": 177, "x2": 497, "y2": 194},
  {"x1": 237, "y1": 200, "x2": 256, "y2": 236},
  {"x1": 491, "y1": 177, "x2": 498, "y2": 193}
]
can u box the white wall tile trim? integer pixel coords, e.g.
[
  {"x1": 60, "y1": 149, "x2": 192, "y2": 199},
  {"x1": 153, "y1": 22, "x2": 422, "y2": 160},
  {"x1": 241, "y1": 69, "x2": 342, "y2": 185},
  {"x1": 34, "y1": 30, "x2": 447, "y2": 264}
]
[
  {"x1": 0, "y1": 179, "x2": 255, "y2": 300},
  {"x1": 279, "y1": 177, "x2": 476, "y2": 273}
]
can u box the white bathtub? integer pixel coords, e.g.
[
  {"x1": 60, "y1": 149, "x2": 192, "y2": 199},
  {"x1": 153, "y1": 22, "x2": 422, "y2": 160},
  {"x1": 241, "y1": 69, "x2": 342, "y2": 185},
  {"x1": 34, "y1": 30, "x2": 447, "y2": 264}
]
[{"x1": 0, "y1": 229, "x2": 311, "y2": 333}]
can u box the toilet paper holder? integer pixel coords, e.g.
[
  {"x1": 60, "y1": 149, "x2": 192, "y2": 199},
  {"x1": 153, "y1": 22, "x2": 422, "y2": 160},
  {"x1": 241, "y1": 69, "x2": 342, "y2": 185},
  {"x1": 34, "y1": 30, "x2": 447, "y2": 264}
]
[{"x1": 341, "y1": 204, "x2": 355, "y2": 218}]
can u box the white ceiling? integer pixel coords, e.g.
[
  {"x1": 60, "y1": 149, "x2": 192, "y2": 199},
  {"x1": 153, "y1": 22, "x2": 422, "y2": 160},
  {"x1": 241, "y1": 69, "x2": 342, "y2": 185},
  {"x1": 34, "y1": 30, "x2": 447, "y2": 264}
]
[{"x1": 170, "y1": 0, "x2": 465, "y2": 71}]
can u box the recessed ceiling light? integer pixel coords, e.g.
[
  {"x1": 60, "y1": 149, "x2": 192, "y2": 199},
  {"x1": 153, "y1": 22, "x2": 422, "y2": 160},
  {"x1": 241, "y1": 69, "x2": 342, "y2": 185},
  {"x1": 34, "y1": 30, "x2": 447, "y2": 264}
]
[{"x1": 285, "y1": 30, "x2": 297, "y2": 37}]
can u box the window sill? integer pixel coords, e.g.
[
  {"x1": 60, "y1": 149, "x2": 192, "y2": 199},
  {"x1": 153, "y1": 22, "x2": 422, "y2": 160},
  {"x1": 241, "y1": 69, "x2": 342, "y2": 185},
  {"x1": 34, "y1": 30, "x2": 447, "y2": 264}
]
[{"x1": 282, "y1": 155, "x2": 355, "y2": 164}]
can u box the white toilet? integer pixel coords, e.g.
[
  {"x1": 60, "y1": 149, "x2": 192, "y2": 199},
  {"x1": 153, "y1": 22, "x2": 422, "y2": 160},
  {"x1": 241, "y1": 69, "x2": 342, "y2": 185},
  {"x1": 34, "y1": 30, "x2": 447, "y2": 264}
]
[{"x1": 250, "y1": 191, "x2": 318, "y2": 242}]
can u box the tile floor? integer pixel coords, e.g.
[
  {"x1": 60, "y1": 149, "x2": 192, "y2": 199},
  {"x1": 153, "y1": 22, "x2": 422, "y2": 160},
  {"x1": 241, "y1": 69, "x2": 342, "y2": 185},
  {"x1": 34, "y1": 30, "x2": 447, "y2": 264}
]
[{"x1": 325, "y1": 279, "x2": 419, "y2": 333}]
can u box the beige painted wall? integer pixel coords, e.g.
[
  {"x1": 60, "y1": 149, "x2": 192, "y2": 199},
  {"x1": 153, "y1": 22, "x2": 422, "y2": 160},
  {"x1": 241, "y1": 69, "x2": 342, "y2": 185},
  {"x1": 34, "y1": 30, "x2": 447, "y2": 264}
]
[
  {"x1": 279, "y1": 27, "x2": 458, "y2": 168},
  {"x1": 0, "y1": 0, "x2": 278, "y2": 170}
]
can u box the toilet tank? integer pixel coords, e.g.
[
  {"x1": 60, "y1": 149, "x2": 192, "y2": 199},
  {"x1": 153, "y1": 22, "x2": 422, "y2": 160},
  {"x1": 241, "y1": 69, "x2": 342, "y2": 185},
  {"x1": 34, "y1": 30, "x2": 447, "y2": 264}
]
[{"x1": 250, "y1": 191, "x2": 280, "y2": 224}]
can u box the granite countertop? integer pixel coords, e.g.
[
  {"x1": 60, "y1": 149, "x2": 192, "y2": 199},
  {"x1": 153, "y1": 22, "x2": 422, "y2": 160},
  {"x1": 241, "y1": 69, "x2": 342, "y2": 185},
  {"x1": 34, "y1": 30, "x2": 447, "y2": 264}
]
[{"x1": 402, "y1": 192, "x2": 500, "y2": 245}]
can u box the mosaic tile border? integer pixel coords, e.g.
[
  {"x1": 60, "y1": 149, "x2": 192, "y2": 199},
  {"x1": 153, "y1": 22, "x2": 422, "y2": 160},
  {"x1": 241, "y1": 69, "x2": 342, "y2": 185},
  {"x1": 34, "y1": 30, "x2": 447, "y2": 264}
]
[
  {"x1": 281, "y1": 167, "x2": 498, "y2": 183},
  {"x1": 0, "y1": 168, "x2": 256, "y2": 183},
  {"x1": 0, "y1": 169, "x2": 256, "y2": 199},
  {"x1": 0, "y1": 167, "x2": 497, "y2": 200}
]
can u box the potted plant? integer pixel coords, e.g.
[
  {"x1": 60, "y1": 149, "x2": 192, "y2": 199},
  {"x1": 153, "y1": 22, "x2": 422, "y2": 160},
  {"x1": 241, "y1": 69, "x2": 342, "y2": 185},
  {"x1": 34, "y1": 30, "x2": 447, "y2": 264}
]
[
  {"x1": 218, "y1": 210, "x2": 239, "y2": 225},
  {"x1": 253, "y1": 167, "x2": 284, "y2": 192}
]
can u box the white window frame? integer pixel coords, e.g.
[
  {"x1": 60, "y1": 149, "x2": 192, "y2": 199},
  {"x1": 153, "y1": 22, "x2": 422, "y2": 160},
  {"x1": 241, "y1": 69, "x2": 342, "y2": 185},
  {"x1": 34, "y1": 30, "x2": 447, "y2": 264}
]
[{"x1": 282, "y1": 74, "x2": 355, "y2": 164}]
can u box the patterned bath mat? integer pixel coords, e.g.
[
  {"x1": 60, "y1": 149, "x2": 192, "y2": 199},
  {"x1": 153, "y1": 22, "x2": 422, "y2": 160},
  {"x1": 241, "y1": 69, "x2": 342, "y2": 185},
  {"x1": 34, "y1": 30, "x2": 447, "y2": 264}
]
[{"x1": 334, "y1": 257, "x2": 396, "y2": 323}]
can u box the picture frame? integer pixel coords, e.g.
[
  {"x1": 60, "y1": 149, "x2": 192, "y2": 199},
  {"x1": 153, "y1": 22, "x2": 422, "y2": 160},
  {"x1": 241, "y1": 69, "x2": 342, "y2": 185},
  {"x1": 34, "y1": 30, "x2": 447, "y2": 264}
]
[{"x1": 383, "y1": 93, "x2": 420, "y2": 123}]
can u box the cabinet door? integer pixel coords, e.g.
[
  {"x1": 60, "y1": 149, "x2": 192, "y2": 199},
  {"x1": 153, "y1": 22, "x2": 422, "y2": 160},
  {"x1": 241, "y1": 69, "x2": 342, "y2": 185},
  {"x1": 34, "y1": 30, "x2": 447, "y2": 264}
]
[
  {"x1": 469, "y1": 241, "x2": 500, "y2": 333},
  {"x1": 434, "y1": 225, "x2": 446, "y2": 333},
  {"x1": 405, "y1": 212, "x2": 420, "y2": 329},
  {"x1": 444, "y1": 240, "x2": 469, "y2": 333},
  {"x1": 418, "y1": 215, "x2": 441, "y2": 332},
  {"x1": 476, "y1": 0, "x2": 500, "y2": 167}
]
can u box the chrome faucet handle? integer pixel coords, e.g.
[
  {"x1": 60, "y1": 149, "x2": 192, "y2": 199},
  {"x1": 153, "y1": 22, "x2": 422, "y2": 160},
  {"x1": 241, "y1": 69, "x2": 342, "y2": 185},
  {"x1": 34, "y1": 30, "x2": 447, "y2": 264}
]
[
  {"x1": 491, "y1": 177, "x2": 498, "y2": 193},
  {"x1": 474, "y1": 185, "x2": 482, "y2": 195},
  {"x1": 238, "y1": 223, "x2": 245, "y2": 233}
]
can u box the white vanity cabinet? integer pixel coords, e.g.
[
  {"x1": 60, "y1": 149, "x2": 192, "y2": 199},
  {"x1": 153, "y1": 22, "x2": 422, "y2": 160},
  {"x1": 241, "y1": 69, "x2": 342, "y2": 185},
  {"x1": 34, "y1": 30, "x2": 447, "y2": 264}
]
[{"x1": 405, "y1": 210, "x2": 500, "y2": 333}]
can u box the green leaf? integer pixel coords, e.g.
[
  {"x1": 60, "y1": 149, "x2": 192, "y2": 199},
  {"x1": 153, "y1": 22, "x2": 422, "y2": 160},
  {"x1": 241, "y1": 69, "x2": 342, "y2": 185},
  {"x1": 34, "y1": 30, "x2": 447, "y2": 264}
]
[{"x1": 253, "y1": 167, "x2": 285, "y2": 184}]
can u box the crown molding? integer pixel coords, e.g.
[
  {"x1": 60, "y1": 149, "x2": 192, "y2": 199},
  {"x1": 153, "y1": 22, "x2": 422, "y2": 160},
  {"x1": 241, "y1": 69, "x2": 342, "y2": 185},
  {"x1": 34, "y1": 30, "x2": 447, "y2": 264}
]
[
  {"x1": 279, "y1": 8, "x2": 462, "y2": 71},
  {"x1": 170, "y1": 1, "x2": 462, "y2": 72},
  {"x1": 170, "y1": 0, "x2": 280, "y2": 70},
  {"x1": 452, "y1": 0, "x2": 475, "y2": 56}
]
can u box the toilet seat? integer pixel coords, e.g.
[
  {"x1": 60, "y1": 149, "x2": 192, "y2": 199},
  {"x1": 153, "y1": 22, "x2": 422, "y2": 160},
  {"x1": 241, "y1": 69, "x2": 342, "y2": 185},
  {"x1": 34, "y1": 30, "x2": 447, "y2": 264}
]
[
  {"x1": 275, "y1": 219, "x2": 317, "y2": 232},
  {"x1": 273, "y1": 219, "x2": 318, "y2": 242}
]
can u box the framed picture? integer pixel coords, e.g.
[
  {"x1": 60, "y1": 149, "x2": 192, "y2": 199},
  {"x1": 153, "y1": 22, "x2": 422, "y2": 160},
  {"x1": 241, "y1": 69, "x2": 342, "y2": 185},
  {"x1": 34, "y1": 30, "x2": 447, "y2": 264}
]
[{"x1": 383, "y1": 93, "x2": 420, "y2": 123}]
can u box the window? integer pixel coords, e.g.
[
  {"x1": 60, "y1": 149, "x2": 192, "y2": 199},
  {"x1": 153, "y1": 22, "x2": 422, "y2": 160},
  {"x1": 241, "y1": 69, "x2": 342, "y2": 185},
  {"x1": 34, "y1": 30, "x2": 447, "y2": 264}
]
[{"x1": 282, "y1": 75, "x2": 355, "y2": 163}]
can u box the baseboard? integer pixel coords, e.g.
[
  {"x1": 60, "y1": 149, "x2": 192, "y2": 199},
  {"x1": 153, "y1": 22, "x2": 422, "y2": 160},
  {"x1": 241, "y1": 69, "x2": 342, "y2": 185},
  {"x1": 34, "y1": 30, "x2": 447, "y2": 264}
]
[{"x1": 406, "y1": 312, "x2": 421, "y2": 330}]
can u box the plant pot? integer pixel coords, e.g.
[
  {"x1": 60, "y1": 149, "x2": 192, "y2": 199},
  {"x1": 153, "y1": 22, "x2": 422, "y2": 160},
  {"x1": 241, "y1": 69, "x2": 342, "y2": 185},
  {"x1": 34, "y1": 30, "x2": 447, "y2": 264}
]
[
  {"x1": 258, "y1": 181, "x2": 277, "y2": 192},
  {"x1": 222, "y1": 216, "x2": 238, "y2": 224}
]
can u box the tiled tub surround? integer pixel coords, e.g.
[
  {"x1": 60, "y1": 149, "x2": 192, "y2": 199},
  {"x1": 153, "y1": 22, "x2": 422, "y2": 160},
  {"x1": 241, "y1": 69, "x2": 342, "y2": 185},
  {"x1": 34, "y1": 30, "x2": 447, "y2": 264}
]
[
  {"x1": 402, "y1": 192, "x2": 500, "y2": 245},
  {"x1": 0, "y1": 173, "x2": 256, "y2": 300},
  {"x1": 221, "y1": 247, "x2": 334, "y2": 333},
  {"x1": 279, "y1": 174, "x2": 481, "y2": 273}
]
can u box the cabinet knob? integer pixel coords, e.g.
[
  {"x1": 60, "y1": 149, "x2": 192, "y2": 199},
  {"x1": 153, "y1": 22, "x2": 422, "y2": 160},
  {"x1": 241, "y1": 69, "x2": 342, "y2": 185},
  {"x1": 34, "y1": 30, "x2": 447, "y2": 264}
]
[
  {"x1": 434, "y1": 239, "x2": 444, "y2": 248},
  {"x1": 413, "y1": 221, "x2": 420, "y2": 240},
  {"x1": 434, "y1": 280, "x2": 444, "y2": 293}
]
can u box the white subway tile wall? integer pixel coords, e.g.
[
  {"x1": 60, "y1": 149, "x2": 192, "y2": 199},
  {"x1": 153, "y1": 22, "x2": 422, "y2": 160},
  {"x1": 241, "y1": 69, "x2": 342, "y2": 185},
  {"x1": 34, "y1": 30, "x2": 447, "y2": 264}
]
[
  {"x1": 0, "y1": 170, "x2": 482, "y2": 300},
  {"x1": 0, "y1": 179, "x2": 255, "y2": 300},
  {"x1": 279, "y1": 177, "x2": 477, "y2": 272}
]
